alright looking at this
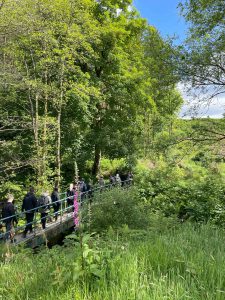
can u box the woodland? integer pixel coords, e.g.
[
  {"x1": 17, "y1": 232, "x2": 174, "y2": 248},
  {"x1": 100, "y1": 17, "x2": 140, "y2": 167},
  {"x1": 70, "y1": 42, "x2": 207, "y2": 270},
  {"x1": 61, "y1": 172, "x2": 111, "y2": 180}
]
[
  {"x1": 0, "y1": 0, "x2": 183, "y2": 193},
  {"x1": 0, "y1": 0, "x2": 225, "y2": 299}
]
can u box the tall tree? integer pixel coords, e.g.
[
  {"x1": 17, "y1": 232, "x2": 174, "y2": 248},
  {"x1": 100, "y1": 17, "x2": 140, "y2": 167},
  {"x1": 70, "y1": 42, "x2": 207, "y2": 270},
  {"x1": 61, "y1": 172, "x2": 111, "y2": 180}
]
[
  {"x1": 80, "y1": 0, "x2": 148, "y2": 175},
  {"x1": 0, "y1": 0, "x2": 185, "y2": 192},
  {"x1": 0, "y1": 0, "x2": 99, "y2": 187},
  {"x1": 140, "y1": 26, "x2": 183, "y2": 155},
  {"x1": 179, "y1": 0, "x2": 225, "y2": 101}
]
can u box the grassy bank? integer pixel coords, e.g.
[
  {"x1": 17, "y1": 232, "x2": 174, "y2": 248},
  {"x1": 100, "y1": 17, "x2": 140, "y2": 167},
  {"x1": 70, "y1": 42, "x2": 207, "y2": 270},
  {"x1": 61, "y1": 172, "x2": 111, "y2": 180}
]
[{"x1": 1, "y1": 223, "x2": 225, "y2": 300}]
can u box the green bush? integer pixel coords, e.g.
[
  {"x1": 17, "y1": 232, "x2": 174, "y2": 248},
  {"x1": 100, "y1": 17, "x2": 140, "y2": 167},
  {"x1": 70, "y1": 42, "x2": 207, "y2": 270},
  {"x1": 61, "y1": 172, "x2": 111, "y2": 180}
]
[
  {"x1": 134, "y1": 162, "x2": 225, "y2": 226},
  {"x1": 87, "y1": 187, "x2": 149, "y2": 232}
]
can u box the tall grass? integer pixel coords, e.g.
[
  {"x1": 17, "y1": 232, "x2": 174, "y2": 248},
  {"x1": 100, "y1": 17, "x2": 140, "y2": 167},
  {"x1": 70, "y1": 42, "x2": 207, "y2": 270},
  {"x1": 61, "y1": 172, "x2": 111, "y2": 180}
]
[{"x1": 0, "y1": 224, "x2": 225, "y2": 300}]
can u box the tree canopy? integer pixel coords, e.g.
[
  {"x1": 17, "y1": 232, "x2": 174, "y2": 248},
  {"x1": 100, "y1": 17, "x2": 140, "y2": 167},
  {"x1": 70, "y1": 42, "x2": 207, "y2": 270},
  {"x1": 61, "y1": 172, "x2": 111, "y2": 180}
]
[
  {"x1": 179, "y1": 0, "x2": 225, "y2": 100},
  {"x1": 0, "y1": 0, "x2": 182, "y2": 193}
]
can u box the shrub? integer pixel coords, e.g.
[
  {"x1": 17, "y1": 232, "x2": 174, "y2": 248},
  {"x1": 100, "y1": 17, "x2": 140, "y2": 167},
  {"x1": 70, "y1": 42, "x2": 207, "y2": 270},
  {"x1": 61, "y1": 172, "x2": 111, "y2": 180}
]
[
  {"x1": 134, "y1": 163, "x2": 225, "y2": 225},
  {"x1": 87, "y1": 187, "x2": 149, "y2": 232}
]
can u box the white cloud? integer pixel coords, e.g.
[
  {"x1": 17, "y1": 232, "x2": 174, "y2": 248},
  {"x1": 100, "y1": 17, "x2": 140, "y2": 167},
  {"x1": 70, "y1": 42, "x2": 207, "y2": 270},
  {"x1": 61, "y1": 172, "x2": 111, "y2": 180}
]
[{"x1": 177, "y1": 83, "x2": 225, "y2": 119}]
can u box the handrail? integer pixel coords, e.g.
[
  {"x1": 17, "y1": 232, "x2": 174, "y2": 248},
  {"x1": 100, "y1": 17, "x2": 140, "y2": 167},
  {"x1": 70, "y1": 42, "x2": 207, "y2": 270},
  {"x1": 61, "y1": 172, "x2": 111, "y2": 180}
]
[{"x1": 0, "y1": 179, "x2": 133, "y2": 241}]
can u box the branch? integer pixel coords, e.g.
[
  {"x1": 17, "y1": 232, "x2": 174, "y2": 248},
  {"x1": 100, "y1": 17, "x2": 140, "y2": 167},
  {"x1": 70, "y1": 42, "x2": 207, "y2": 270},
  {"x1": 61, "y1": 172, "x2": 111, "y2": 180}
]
[
  {"x1": 168, "y1": 132, "x2": 225, "y2": 147},
  {"x1": 0, "y1": 159, "x2": 38, "y2": 173},
  {"x1": 203, "y1": 128, "x2": 225, "y2": 138},
  {"x1": 0, "y1": 128, "x2": 28, "y2": 132}
]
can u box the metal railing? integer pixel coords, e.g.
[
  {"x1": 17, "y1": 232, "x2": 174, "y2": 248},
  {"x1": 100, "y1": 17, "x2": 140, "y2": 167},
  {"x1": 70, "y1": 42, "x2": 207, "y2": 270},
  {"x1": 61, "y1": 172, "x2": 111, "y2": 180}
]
[{"x1": 0, "y1": 179, "x2": 133, "y2": 242}]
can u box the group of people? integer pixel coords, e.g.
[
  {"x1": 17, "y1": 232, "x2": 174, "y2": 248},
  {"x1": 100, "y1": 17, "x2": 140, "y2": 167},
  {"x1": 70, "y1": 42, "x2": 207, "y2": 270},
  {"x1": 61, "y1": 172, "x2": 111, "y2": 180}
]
[
  {"x1": 109, "y1": 171, "x2": 133, "y2": 187},
  {"x1": 66, "y1": 179, "x2": 93, "y2": 207},
  {"x1": 1, "y1": 187, "x2": 61, "y2": 242},
  {"x1": 1, "y1": 171, "x2": 134, "y2": 243}
]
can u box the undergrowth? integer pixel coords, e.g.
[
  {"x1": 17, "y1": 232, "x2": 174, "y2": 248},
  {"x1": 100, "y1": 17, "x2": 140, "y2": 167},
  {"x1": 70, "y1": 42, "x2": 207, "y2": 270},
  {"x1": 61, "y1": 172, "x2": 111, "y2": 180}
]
[{"x1": 0, "y1": 223, "x2": 225, "y2": 300}]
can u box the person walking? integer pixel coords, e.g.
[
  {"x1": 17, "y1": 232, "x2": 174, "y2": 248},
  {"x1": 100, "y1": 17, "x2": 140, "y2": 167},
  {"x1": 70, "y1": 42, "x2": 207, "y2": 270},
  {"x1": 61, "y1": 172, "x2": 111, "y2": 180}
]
[
  {"x1": 79, "y1": 178, "x2": 87, "y2": 203},
  {"x1": 22, "y1": 187, "x2": 37, "y2": 238},
  {"x1": 2, "y1": 194, "x2": 17, "y2": 242},
  {"x1": 109, "y1": 174, "x2": 115, "y2": 188},
  {"x1": 127, "y1": 171, "x2": 133, "y2": 185},
  {"x1": 51, "y1": 187, "x2": 60, "y2": 221},
  {"x1": 99, "y1": 176, "x2": 105, "y2": 192},
  {"x1": 86, "y1": 180, "x2": 94, "y2": 203},
  {"x1": 66, "y1": 183, "x2": 75, "y2": 209},
  {"x1": 115, "y1": 173, "x2": 121, "y2": 186},
  {"x1": 38, "y1": 191, "x2": 51, "y2": 229}
]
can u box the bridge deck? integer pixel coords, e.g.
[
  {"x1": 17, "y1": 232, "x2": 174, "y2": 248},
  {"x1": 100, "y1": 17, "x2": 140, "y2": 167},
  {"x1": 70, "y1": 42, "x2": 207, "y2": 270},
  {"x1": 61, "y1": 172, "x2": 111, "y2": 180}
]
[
  {"x1": 0, "y1": 181, "x2": 132, "y2": 248},
  {"x1": 13, "y1": 212, "x2": 74, "y2": 247}
]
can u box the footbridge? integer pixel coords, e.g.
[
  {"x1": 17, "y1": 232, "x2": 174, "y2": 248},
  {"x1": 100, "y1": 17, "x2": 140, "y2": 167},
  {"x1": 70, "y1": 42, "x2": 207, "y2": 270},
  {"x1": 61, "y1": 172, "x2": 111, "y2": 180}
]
[{"x1": 0, "y1": 181, "x2": 131, "y2": 248}]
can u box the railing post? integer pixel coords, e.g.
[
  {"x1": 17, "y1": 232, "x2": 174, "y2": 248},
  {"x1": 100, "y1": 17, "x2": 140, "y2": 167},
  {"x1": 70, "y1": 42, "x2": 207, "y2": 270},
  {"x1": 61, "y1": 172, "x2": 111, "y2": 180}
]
[
  {"x1": 34, "y1": 211, "x2": 37, "y2": 236},
  {"x1": 0, "y1": 180, "x2": 132, "y2": 244},
  {"x1": 60, "y1": 193, "x2": 65, "y2": 223},
  {"x1": 65, "y1": 192, "x2": 67, "y2": 215}
]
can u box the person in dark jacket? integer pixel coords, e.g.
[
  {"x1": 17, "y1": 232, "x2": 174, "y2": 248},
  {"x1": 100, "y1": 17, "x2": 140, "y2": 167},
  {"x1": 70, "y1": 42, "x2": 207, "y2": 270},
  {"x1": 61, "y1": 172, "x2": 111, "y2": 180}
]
[
  {"x1": 127, "y1": 172, "x2": 133, "y2": 185},
  {"x1": 51, "y1": 187, "x2": 60, "y2": 221},
  {"x1": 22, "y1": 187, "x2": 37, "y2": 238},
  {"x1": 38, "y1": 191, "x2": 51, "y2": 229},
  {"x1": 2, "y1": 194, "x2": 17, "y2": 242},
  {"x1": 109, "y1": 174, "x2": 115, "y2": 188},
  {"x1": 86, "y1": 180, "x2": 94, "y2": 203},
  {"x1": 79, "y1": 179, "x2": 87, "y2": 203}
]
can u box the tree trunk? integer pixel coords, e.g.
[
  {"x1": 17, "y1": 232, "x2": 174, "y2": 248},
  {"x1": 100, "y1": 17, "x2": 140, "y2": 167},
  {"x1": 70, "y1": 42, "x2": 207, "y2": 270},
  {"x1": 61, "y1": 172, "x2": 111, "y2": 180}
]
[
  {"x1": 24, "y1": 57, "x2": 41, "y2": 182},
  {"x1": 147, "y1": 112, "x2": 151, "y2": 156},
  {"x1": 92, "y1": 145, "x2": 101, "y2": 176},
  {"x1": 34, "y1": 92, "x2": 41, "y2": 182},
  {"x1": 56, "y1": 109, "x2": 61, "y2": 188},
  {"x1": 169, "y1": 119, "x2": 173, "y2": 136},
  {"x1": 55, "y1": 63, "x2": 64, "y2": 188},
  {"x1": 42, "y1": 71, "x2": 48, "y2": 180}
]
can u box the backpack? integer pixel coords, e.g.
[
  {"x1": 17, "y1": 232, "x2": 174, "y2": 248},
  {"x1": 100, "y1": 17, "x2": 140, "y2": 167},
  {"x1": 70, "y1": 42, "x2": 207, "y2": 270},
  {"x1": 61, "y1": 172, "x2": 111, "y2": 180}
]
[
  {"x1": 80, "y1": 182, "x2": 87, "y2": 192},
  {"x1": 38, "y1": 196, "x2": 49, "y2": 213}
]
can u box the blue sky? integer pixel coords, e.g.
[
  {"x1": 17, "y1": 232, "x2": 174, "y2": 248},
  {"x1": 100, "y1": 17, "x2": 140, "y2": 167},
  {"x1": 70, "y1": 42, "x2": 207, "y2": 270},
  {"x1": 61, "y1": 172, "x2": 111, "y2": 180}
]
[{"x1": 133, "y1": 0, "x2": 187, "y2": 43}]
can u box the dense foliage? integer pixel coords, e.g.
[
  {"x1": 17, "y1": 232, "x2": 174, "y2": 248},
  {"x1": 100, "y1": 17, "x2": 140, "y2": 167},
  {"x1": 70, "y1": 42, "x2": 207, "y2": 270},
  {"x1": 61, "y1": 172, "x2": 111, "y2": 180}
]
[{"x1": 0, "y1": 0, "x2": 182, "y2": 195}]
